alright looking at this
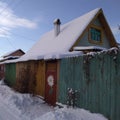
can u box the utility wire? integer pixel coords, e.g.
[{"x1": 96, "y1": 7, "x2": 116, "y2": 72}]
[
  {"x1": 0, "y1": 0, "x2": 14, "y2": 15},
  {"x1": 0, "y1": 0, "x2": 31, "y2": 50},
  {"x1": 0, "y1": 0, "x2": 24, "y2": 18},
  {"x1": 6, "y1": 37, "x2": 16, "y2": 50},
  {"x1": 0, "y1": 0, "x2": 37, "y2": 41},
  {"x1": 0, "y1": 28, "x2": 38, "y2": 51},
  {"x1": 0, "y1": 27, "x2": 38, "y2": 42},
  {"x1": 0, "y1": 0, "x2": 40, "y2": 52},
  {"x1": 10, "y1": 0, "x2": 24, "y2": 11},
  {"x1": 10, "y1": 31, "x2": 37, "y2": 42}
]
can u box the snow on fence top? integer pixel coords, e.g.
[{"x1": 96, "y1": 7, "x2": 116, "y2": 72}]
[{"x1": 2, "y1": 47, "x2": 119, "y2": 64}]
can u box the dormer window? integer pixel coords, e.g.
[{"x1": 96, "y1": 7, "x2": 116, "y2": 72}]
[{"x1": 89, "y1": 26, "x2": 102, "y2": 44}]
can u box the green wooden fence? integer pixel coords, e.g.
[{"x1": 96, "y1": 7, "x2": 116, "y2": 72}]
[
  {"x1": 5, "y1": 63, "x2": 16, "y2": 87},
  {"x1": 58, "y1": 49, "x2": 120, "y2": 120}
]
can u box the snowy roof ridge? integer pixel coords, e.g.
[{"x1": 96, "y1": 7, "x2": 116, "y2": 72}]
[{"x1": 19, "y1": 8, "x2": 101, "y2": 61}]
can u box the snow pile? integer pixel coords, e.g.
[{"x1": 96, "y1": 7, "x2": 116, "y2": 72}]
[
  {"x1": 0, "y1": 81, "x2": 53, "y2": 120},
  {"x1": 43, "y1": 51, "x2": 83, "y2": 60},
  {"x1": 0, "y1": 80, "x2": 108, "y2": 120},
  {"x1": 35, "y1": 108, "x2": 107, "y2": 120}
]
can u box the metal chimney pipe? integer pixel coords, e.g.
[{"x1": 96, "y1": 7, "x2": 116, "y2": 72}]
[{"x1": 53, "y1": 19, "x2": 61, "y2": 37}]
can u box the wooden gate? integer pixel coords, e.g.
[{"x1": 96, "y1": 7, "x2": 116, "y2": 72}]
[{"x1": 45, "y1": 61, "x2": 57, "y2": 106}]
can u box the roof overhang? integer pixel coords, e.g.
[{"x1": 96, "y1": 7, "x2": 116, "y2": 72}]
[{"x1": 73, "y1": 46, "x2": 107, "y2": 51}]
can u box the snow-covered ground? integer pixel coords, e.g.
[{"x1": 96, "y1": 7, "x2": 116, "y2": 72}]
[{"x1": 0, "y1": 80, "x2": 108, "y2": 120}]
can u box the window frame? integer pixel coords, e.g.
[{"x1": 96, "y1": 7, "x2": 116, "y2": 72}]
[{"x1": 88, "y1": 25, "x2": 103, "y2": 45}]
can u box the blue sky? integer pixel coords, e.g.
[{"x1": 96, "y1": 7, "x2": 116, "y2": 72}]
[{"x1": 0, "y1": 0, "x2": 120, "y2": 56}]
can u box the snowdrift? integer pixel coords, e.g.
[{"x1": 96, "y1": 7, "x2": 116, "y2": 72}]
[{"x1": 0, "y1": 80, "x2": 108, "y2": 120}]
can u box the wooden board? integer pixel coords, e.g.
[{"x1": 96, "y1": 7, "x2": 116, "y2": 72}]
[{"x1": 45, "y1": 61, "x2": 57, "y2": 106}]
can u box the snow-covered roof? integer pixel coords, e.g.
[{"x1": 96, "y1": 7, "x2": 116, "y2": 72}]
[
  {"x1": 19, "y1": 8, "x2": 102, "y2": 61},
  {"x1": 0, "y1": 56, "x2": 20, "y2": 62},
  {"x1": 2, "y1": 49, "x2": 24, "y2": 58}
]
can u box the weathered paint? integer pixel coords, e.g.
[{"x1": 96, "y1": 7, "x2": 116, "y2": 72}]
[
  {"x1": 16, "y1": 60, "x2": 45, "y2": 97},
  {"x1": 5, "y1": 63, "x2": 16, "y2": 87},
  {"x1": 0, "y1": 64, "x2": 5, "y2": 79},
  {"x1": 16, "y1": 62, "x2": 29, "y2": 92},
  {"x1": 45, "y1": 60, "x2": 57, "y2": 106},
  {"x1": 58, "y1": 49, "x2": 120, "y2": 120},
  {"x1": 16, "y1": 61, "x2": 36, "y2": 93},
  {"x1": 35, "y1": 60, "x2": 45, "y2": 97}
]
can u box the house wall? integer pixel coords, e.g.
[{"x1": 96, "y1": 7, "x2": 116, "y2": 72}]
[
  {"x1": 16, "y1": 61, "x2": 31, "y2": 93},
  {"x1": 58, "y1": 49, "x2": 120, "y2": 120},
  {"x1": 76, "y1": 18, "x2": 111, "y2": 48},
  {"x1": 35, "y1": 60, "x2": 45, "y2": 97},
  {"x1": 5, "y1": 63, "x2": 16, "y2": 87}
]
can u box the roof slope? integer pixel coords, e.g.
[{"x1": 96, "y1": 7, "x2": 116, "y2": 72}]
[
  {"x1": 2, "y1": 49, "x2": 25, "y2": 58},
  {"x1": 19, "y1": 8, "x2": 104, "y2": 61}
]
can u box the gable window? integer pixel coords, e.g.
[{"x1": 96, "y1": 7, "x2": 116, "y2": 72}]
[{"x1": 89, "y1": 26, "x2": 102, "y2": 44}]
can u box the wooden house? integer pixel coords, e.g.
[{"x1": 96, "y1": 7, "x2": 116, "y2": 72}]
[
  {"x1": 0, "y1": 49, "x2": 25, "y2": 80},
  {"x1": 8, "y1": 8, "x2": 118, "y2": 106},
  {"x1": 1, "y1": 49, "x2": 25, "y2": 60}
]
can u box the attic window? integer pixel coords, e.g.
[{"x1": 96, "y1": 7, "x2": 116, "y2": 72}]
[{"x1": 89, "y1": 26, "x2": 102, "y2": 44}]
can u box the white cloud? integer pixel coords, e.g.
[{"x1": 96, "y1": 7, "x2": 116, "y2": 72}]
[{"x1": 0, "y1": 1, "x2": 37, "y2": 37}]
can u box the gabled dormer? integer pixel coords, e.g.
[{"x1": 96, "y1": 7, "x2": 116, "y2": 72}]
[{"x1": 70, "y1": 8, "x2": 117, "y2": 53}]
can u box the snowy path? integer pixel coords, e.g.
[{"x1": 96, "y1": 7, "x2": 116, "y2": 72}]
[
  {"x1": 0, "y1": 82, "x2": 54, "y2": 120},
  {"x1": 0, "y1": 97, "x2": 23, "y2": 120},
  {"x1": 0, "y1": 81, "x2": 108, "y2": 120}
]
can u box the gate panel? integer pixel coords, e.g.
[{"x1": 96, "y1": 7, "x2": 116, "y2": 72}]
[{"x1": 45, "y1": 61, "x2": 57, "y2": 106}]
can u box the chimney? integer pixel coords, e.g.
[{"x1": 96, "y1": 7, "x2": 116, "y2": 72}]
[{"x1": 53, "y1": 18, "x2": 61, "y2": 36}]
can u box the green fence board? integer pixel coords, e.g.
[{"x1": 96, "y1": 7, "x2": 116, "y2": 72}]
[
  {"x1": 5, "y1": 63, "x2": 16, "y2": 87},
  {"x1": 58, "y1": 49, "x2": 120, "y2": 120}
]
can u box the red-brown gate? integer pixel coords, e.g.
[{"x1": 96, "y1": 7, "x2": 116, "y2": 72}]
[{"x1": 45, "y1": 61, "x2": 57, "y2": 106}]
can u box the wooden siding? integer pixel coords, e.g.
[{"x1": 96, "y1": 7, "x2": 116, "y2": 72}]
[
  {"x1": 5, "y1": 63, "x2": 16, "y2": 87},
  {"x1": 58, "y1": 49, "x2": 120, "y2": 120},
  {"x1": 35, "y1": 61, "x2": 45, "y2": 97},
  {"x1": 16, "y1": 62, "x2": 30, "y2": 93},
  {"x1": 16, "y1": 60, "x2": 45, "y2": 97},
  {"x1": 0, "y1": 64, "x2": 5, "y2": 79},
  {"x1": 45, "y1": 60, "x2": 58, "y2": 105}
]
